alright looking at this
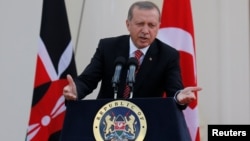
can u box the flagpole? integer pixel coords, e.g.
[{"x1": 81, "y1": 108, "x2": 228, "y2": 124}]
[{"x1": 75, "y1": 0, "x2": 86, "y2": 54}]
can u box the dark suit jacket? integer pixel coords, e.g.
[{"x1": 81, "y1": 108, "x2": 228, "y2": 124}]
[{"x1": 75, "y1": 35, "x2": 184, "y2": 100}]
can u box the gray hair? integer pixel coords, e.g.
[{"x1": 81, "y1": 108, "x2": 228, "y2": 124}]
[{"x1": 127, "y1": 1, "x2": 161, "y2": 21}]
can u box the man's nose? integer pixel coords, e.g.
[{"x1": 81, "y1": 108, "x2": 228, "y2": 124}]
[{"x1": 141, "y1": 25, "x2": 149, "y2": 34}]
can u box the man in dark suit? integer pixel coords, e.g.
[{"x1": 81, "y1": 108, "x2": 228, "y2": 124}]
[{"x1": 63, "y1": 1, "x2": 202, "y2": 108}]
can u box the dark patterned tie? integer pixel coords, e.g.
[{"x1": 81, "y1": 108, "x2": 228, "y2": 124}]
[{"x1": 123, "y1": 50, "x2": 143, "y2": 98}]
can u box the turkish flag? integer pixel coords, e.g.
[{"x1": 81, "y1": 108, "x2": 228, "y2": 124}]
[{"x1": 157, "y1": 0, "x2": 200, "y2": 141}]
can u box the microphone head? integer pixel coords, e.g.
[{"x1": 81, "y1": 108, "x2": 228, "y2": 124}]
[
  {"x1": 114, "y1": 56, "x2": 126, "y2": 66},
  {"x1": 128, "y1": 57, "x2": 138, "y2": 68}
]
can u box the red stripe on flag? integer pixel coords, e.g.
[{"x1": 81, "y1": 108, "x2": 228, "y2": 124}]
[
  {"x1": 27, "y1": 80, "x2": 67, "y2": 140},
  {"x1": 34, "y1": 55, "x2": 51, "y2": 88}
]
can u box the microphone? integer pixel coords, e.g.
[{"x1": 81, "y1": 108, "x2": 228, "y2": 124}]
[
  {"x1": 112, "y1": 56, "x2": 126, "y2": 99},
  {"x1": 126, "y1": 57, "x2": 138, "y2": 98}
]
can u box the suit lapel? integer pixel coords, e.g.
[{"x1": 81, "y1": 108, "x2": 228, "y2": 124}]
[
  {"x1": 115, "y1": 36, "x2": 130, "y2": 59},
  {"x1": 134, "y1": 40, "x2": 159, "y2": 95}
]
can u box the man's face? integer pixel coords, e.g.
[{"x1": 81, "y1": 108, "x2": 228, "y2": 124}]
[{"x1": 126, "y1": 7, "x2": 160, "y2": 49}]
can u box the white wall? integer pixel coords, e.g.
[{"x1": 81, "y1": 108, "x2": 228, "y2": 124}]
[
  {"x1": 192, "y1": 0, "x2": 250, "y2": 140},
  {"x1": 0, "y1": 0, "x2": 42, "y2": 140},
  {"x1": 0, "y1": 0, "x2": 249, "y2": 141}
]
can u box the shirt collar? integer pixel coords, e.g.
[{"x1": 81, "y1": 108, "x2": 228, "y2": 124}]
[{"x1": 129, "y1": 37, "x2": 149, "y2": 57}]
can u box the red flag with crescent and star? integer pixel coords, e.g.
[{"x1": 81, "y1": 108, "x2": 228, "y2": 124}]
[{"x1": 157, "y1": 0, "x2": 200, "y2": 141}]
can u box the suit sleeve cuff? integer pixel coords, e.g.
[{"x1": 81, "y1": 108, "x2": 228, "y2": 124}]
[{"x1": 174, "y1": 90, "x2": 186, "y2": 105}]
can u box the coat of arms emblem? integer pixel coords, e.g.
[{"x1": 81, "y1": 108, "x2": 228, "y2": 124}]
[{"x1": 93, "y1": 100, "x2": 147, "y2": 141}]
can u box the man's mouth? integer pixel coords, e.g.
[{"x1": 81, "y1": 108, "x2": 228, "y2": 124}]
[{"x1": 140, "y1": 37, "x2": 148, "y2": 41}]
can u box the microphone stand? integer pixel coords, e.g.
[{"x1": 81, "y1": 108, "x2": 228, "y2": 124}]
[
  {"x1": 112, "y1": 83, "x2": 118, "y2": 99},
  {"x1": 126, "y1": 57, "x2": 138, "y2": 99},
  {"x1": 128, "y1": 82, "x2": 134, "y2": 99}
]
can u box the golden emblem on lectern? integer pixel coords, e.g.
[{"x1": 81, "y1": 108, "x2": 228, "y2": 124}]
[{"x1": 93, "y1": 100, "x2": 147, "y2": 141}]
